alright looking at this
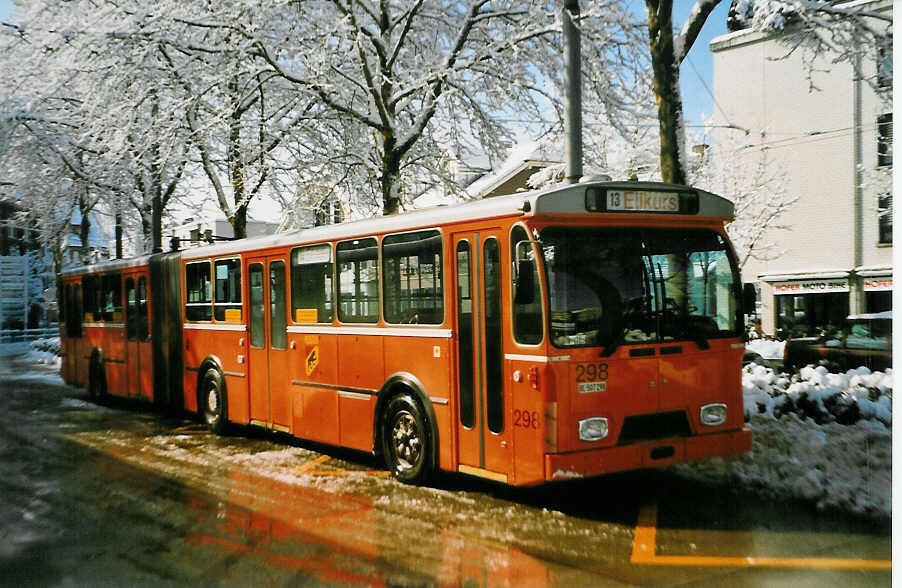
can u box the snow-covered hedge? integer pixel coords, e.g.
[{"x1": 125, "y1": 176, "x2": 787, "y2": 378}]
[
  {"x1": 31, "y1": 337, "x2": 61, "y2": 356},
  {"x1": 674, "y1": 363, "x2": 893, "y2": 518},
  {"x1": 743, "y1": 363, "x2": 892, "y2": 427}
]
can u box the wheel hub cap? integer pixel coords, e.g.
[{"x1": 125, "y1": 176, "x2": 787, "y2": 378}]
[{"x1": 392, "y1": 411, "x2": 421, "y2": 469}]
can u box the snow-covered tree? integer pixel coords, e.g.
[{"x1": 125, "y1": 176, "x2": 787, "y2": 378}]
[
  {"x1": 690, "y1": 130, "x2": 797, "y2": 269},
  {"x1": 643, "y1": 0, "x2": 891, "y2": 185}
]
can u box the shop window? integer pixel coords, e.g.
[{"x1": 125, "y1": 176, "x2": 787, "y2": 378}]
[
  {"x1": 186, "y1": 261, "x2": 212, "y2": 321},
  {"x1": 878, "y1": 193, "x2": 892, "y2": 244},
  {"x1": 775, "y1": 292, "x2": 847, "y2": 339},
  {"x1": 214, "y1": 258, "x2": 242, "y2": 322},
  {"x1": 337, "y1": 238, "x2": 378, "y2": 323},
  {"x1": 382, "y1": 230, "x2": 443, "y2": 325},
  {"x1": 877, "y1": 113, "x2": 892, "y2": 167},
  {"x1": 291, "y1": 244, "x2": 334, "y2": 323},
  {"x1": 865, "y1": 290, "x2": 891, "y2": 314}
]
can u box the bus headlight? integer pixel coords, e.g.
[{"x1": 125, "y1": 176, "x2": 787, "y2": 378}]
[
  {"x1": 578, "y1": 417, "x2": 608, "y2": 442},
  {"x1": 700, "y1": 403, "x2": 727, "y2": 426}
]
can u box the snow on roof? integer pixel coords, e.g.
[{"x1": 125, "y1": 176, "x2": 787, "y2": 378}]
[{"x1": 463, "y1": 140, "x2": 561, "y2": 198}]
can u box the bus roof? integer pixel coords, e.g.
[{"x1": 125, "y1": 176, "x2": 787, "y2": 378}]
[{"x1": 62, "y1": 180, "x2": 734, "y2": 274}]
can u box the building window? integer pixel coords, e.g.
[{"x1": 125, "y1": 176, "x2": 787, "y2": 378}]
[
  {"x1": 315, "y1": 198, "x2": 343, "y2": 226},
  {"x1": 775, "y1": 293, "x2": 847, "y2": 339},
  {"x1": 878, "y1": 193, "x2": 892, "y2": 244},
  {"x1": 878, "y1": 35, "x2": 892, "y2": 89},
  {"x1": 877, "y1": 113, "x2": 892, "y2": 167}
]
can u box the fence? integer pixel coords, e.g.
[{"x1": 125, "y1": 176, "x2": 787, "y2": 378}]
[{"x1": 0, "y1": 326, "x2": 58, "y2": 344}]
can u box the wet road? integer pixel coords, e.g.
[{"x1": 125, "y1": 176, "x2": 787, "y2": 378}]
[{"x1": 0, "y1": 355, "x2": 891, "y2": 586}]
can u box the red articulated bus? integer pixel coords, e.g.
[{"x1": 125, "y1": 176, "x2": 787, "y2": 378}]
[{"x1": 59, "y1": 180, "x2": 752, "y2": 486}]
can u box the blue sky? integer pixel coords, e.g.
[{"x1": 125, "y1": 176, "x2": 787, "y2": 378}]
[{"x1": 0, "y1": 0, "x2": 728, "y2": 129}]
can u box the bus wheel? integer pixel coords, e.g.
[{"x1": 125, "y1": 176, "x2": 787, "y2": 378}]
[
  {"x1": 382, "y1": 394, "x2": 431, "y2": 484},
  {"x1": 201, "y1": 368, "x2": 228, "y2": 435},
  {"x1": 88, "y1": 358, "x2": 106, "y2": 403}
]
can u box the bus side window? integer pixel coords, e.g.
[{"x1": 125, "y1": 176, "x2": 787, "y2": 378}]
[
  {"x1": 186, "y1": 261, "x2": 213, "y2": 321},
  {"x1": 83, "y1": 275, "x2": 100, "y2": 322},
  {"x1": 214, "y1": 258, "x2": 242, "y2": 322},
  {"x1": 382, "y1": 230, "x2": 443, "y2": 325},
  {"x1": 511, "y1": 226, "x2": 543, "y2": 345},
  {"x1": 101, "y1": 273, "x2": 122, "y2": 323},
  {"x1": 291, "y1": 244, "x2": 334, "y2": 324},
  {"x1": 337, "y1": 238, "x2": 379, "y2": 323}
]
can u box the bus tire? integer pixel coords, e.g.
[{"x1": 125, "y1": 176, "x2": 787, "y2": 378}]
[
  {"x1": 200, "y1": 368, "x2": 228, "y2": 435},
  {"x1": 382, "y1": 394, "x2": 432, "y2": 484},
  {"x1": 88, "y1": 355, "x2": 106, "y2": 403}
]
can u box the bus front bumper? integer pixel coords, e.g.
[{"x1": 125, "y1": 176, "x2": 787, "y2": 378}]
[{"x1": 545, "y1": 428, "x2": 752, "y2": 481}]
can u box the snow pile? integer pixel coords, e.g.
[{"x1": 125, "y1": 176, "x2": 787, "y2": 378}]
[
  {"x1": 675, "y1": 363, "x2": 892, "y2": 518},
  {"x1": 743, "y1": 363, "x2": 892, "y2": 426},
  {"x1": 745, "y1": 338, "x2": 785, "y2": 360},
  {"x1": 23, "y1": 338, "x2": 62, "y2": 369}
]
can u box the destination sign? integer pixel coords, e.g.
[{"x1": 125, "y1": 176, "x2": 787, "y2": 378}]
[
  {"x1": 584, "y1": 187, "x2": 698, "y2": 214},
  {"x1": 607, "y1": 190, "x2": 679, "y2": 212}
]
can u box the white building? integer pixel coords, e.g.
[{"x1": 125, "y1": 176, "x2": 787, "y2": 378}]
[{"x1": 711, "y1": 0, "x2": 892, "y2": 338}]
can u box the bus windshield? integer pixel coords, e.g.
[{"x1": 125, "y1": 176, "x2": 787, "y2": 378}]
[{"x1": 540, "y1": 227, "x2": 742, "y2": 349}]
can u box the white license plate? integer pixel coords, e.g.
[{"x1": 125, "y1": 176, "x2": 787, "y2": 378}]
[{"x1": 578, "y1": 382, "x2": 606, "y2": 394}]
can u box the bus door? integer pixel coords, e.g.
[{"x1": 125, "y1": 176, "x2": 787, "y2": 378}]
[
  {"x1": 452, "y1": 231, "x2": 512, "y2": 482},
  {"x1": 124, "y1": 274, "x2": 152, "y2": 400},
  {"x1": 62, "y1": 282, "x2": 83, "y2": 385},
  {"x1": 246, "y1": 256, "x2": 291, "y2": 431}
]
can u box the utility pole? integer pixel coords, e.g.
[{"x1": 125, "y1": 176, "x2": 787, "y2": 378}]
[{"x1": 562, "y1": 0, "x2": 583, "y2": 184}]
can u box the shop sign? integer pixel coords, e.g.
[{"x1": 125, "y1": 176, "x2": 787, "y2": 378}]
[
  {"x1": 864, "y1": 278, "x2": 893, "y2": 291},
  {"x1": 773, "y1": 279, "x2": 849, "y2": 295}
]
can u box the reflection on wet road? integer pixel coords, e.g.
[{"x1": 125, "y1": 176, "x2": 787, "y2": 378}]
[{"x1": 0, "y1": 357, "x2": 891, "y2": 586}]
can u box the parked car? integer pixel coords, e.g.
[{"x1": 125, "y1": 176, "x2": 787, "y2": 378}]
[{"x1": 783, "y1": 312, "x2": 892, "y2": 373}]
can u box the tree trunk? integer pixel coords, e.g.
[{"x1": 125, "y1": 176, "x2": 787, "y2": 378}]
[
  {"x1": 381, "y1": 133, "x2": 402, "y2": 215},
  {"x1": 78, "y1": 195, "x2": 91, "y2": 265},
  {"x1": 646, "y1": 0, "x2": 687, "y2": 185},
  {"x1": 115, "y1": 209, "x2": 123, "y2": 259},
  {"x1": 232, "y1": 204, "x2": 247, "y2": 241},
  {"x1": 150, "y1": 92, "x2": 164, "y2": 252}
]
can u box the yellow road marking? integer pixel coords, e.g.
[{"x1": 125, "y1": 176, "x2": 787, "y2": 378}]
[
  {"x1": 296, "y1": 454, "x2": 330, "y2": 474},
  {"x1": 309, "y1": 470, "x2": 390, "y2": 477},
  {"x1": 631, "y1": 503, "x2": 891, "y2": 571}
]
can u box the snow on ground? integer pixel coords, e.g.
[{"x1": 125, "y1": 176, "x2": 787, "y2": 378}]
[
  {"x1": 674, "y1": 362, "x2": 892, "y2": 518},
  {"x1": 5, "y1": 338, "x2": 893, "y2": 519}
]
